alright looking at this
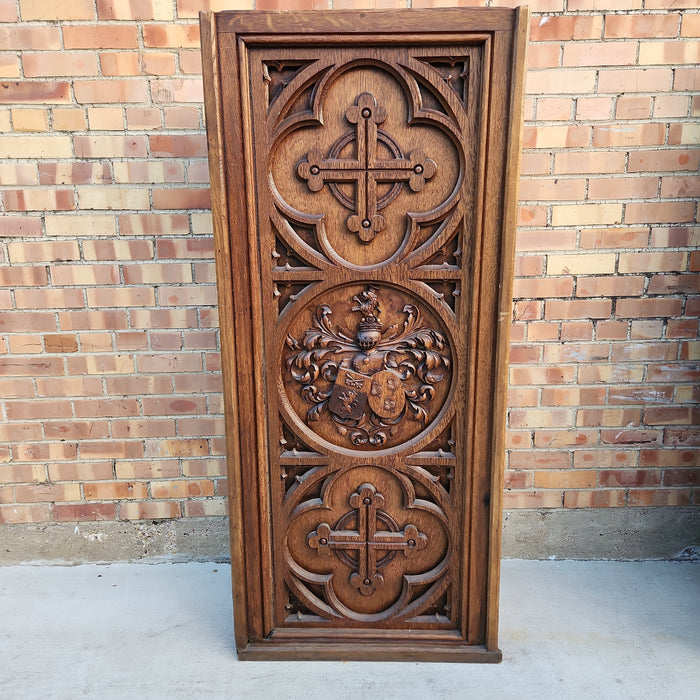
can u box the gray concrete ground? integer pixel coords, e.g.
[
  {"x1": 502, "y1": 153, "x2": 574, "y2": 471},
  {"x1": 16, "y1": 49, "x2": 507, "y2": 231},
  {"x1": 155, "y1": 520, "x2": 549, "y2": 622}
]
[{"x1": 1, "y1": 560, "x2": 698, "y2": 699}]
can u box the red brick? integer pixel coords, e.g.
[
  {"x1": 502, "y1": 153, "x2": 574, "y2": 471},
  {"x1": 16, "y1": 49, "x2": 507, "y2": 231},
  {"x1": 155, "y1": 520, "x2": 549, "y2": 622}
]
[
  {"x1": 16, "y1": 483, "x2": 81, "y2": 503},
  {"x1": 106, "y1": 375, "x2": 172, "y2": 395},
  {"x1": 611, "y1": 342, "x2": 677, "y2": 362},
  {"x1": 137, "y1": 353, "x2": 202, "y2": 373},
  {"x1": 554, "y1": 151, "x2": 626, "y2": 175},
  {"x1": 648, "y1": 274, "x2": 700, "y2": 295},
  {"x1": 576, "y1": 276, "x2": 644, "y2": 297},
  {"x1": 509, "y1": 451, "x2": 572, "y2": 470},
  {"x1": 0, "y1": 216, "x2": 43, "y2": 237},
  {"x1": 665, "y1": 429, "x2": 700, "y2": 447},
  {"x1": 563, "y1": 41, "x2": 637, "y2": 67},
  {"x1": 544, "y1": 299, "x2": 611, "y2": 320},
  {"x1": 619, "y1": 251, "x2": 687, "y2": 273},
  {"x1": 110, "y1": 420, "x2": 176, "y2": 439},
  {"x1": 84, "y1": 482, "x2": 148, "y2": 500},
  {"x1": 119, "y1": 502, "x2": 181, "y2": 520},
  {"x1": 615, "y1": 96, "x2": 652, "y2": 120},
  {"x1": 156, "y1": 238, "x2": 214, "y2": 259},
  {"x1": 149, "y1": 134, "x2": 207, "y2": 158},
  {"x1": 39, "y1": 163, "x2": 111, "y2": 186},
  {"x1": 529, "y1": 15, "x2": 603, "y2": 42},
  {"x1": 662, "y1": 469, "x2": 699, "y2": 486},
  {"x1": 628, "y1": 149, "x2": 700, "y2": 173},
  {"x1": 0, "y1": 357, "x2": 63, "y2": 376},
  {"x1": 53, "y1": 503, "x2": 117, "y2": 521},
  {"x1": 616, "y1": 298, "x2": 683, "y2": 319},
  {"x1": 601, "y1": 430, "x2": 662, "y2": 445},
  {"x1": 74, "y1": 80, "x2": 148, "y2": 104},
  {"x1": 0, "y1": 81, "x2": 70, "y2": 104},
  {"x1": 644, "y1": 406, "x2": 700, "y2": 426},
  {"x1": 0, "y1": 26, "x2": 61, "y2": 51},
  {"x1": 593, "y1": 124, "x2": 665, "y2": 148},
  {"x1": 98, "y1": 0, "x2": 174, "y2": 20},
  {"x1": 143, "y1": 52, "x2": 177, "y2": 75},
  {"x1": 576, "y1": 97, "x2": 613, "y2": 121},
  {"x1": 573, "y1": 450, "x2": 637, "y2": 469},
  {"x1": 674, "y1": 68, "x2": 700, "y2": 91},
  {"x1": 130, "y1": 309, "x2": 199, "y2": 329},
  {"x1": 604, "y1": 13, "x2": 680, "y2": 39},
  {"x1": 147, "y1": 439, "x2": 209, "y2": 457},
  {"x1": 595, "y1": 320, "x2": 628, "y2": 340},
  {"x1": 667, "y1": 319, "x2": 699, "y2": 338},
  {"x1": 36, "y1": 377, "x2": 104, "y2": 397},
  {"x1": 0, "y1": 0, "x2": 18, "y2": 21},
  {"x1": 660, "y1": 176, "x2": 700, "y2": 199},
  {"x1": 65, "y1": 355, "x2": 134, "y2": 375},
  {"x1": 83, "y1": 240, "x2": 154, "y2": 261},
  {"x1": 143, "y1": 23, "x2": 200, "y2": 48},
  {"x1": 152, "y1": 188, "x2": 211, "y2": 210},
  {"x1": 23, "y1": 52, "x2": 98, "y2": 78},
  {"x1": 503, "y1": 491, "x2": 563, "y2": 509},
  {"x1": 625, "y1": 201, "x2": 696, "y2": 225}
]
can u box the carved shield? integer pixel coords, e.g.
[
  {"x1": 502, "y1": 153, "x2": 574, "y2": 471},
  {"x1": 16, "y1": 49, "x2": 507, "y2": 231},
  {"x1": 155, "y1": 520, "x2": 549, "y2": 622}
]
[
  {"x1": 328, "y1": 367, "x2": 370, "y2": 420},
  {"x1": 368, "y1": 369, "x2": 406, "y2": 420}
]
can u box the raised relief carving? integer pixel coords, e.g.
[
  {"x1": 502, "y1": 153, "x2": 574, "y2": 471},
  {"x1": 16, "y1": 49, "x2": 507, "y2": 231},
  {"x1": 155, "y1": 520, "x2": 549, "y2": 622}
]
[
  {"x1": 284, "y1": 284, "x2": 452, "y2": 449},
  {"x1": 285, "y1": 464, "x2": 451, "y2": 621},
  {"x1": 307, "y1": 482, "x2": 427, "y2": 597},
  {"x1": 297, "y1": 93, "x2": 437, "y2": 243}
]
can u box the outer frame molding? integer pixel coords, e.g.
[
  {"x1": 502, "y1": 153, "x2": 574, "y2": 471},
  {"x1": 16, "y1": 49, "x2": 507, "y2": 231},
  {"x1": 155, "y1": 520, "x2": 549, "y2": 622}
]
[{"x1": 200, "y1": 7, "x2": 528, "y2": 662}]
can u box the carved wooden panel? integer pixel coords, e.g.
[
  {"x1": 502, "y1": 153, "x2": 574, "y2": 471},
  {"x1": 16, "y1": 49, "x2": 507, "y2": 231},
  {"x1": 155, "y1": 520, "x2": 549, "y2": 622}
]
[{"x1": 201, "y1": 8, "x2": 528, "y2": 662}]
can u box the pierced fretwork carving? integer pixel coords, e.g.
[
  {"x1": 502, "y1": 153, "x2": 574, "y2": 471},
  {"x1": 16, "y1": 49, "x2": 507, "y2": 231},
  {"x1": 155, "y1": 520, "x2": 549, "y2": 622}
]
[
  {"x1": 263, "y1": 60, "x2": 314, "y2": 109},
  {"x1": 297, "y1": 93, "x2": 437, "y2": 243}
]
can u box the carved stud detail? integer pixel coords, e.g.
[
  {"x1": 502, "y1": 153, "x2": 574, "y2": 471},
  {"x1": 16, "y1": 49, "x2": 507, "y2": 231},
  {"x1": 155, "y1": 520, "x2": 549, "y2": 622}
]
[{"x1": 296, "y1": 93, "x2": 437, "y2": 244}]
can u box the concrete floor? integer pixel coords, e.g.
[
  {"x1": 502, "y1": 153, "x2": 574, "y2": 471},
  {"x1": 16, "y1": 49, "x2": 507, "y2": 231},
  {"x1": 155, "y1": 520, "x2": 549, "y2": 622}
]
[{"x1": 1, "y1": 560, "x2": 698, "y2": 699}]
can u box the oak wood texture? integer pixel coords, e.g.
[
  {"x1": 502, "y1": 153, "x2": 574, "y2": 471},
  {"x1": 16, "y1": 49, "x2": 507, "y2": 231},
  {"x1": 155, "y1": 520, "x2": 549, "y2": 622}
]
[{"x1": 200, "y1": 7, "x2": 528, "y2": 663}]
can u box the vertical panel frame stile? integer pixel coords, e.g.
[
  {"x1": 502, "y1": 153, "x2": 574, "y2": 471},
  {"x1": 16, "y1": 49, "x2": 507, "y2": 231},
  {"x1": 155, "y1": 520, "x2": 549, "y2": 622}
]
[{"x1": 201, "y1": 8, "x2": 529, "y2": 663}]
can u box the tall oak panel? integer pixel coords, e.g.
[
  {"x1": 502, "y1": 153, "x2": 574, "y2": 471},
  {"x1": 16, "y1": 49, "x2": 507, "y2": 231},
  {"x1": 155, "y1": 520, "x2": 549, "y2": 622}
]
[{"x1": 201, "y1": 8, "x2": 528, "y2": 662}]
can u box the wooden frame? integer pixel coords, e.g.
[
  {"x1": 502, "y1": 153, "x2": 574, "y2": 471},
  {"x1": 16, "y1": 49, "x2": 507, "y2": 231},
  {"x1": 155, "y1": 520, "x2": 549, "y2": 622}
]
[{"x1": 201, "y1": 7, "x2": 528, "y2": 662}]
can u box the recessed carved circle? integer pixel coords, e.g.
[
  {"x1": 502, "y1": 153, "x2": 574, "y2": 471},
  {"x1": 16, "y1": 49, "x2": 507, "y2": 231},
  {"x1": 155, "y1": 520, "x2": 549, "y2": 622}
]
[{"x1": 282, "y1": 283, "x2": 453, "y2": 451}]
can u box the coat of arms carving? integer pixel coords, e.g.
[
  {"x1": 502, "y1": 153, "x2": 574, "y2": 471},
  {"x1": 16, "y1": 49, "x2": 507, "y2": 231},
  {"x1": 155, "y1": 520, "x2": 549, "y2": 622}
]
[{"x1": 285, "y1": 285, "x2": 452, "y2": 448}]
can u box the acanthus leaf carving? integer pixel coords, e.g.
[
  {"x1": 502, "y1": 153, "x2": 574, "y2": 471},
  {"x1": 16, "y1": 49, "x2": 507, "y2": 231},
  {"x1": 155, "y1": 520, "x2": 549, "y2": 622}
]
[{"x1": 285, "y1": 285, "x2": 451, "y2": 448}]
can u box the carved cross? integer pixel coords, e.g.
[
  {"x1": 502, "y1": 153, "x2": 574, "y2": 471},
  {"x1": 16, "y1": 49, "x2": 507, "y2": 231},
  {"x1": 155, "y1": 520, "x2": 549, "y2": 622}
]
[
  {"x1": 307, "y1": 482, "x2": 428, "y2": 596},
  {"x1": 297, "y1": 92, "x2": 437, "y2": 243}
]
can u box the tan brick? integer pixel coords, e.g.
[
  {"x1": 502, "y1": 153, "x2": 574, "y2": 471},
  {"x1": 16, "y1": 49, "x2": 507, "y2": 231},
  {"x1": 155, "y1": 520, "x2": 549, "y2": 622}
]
[
  {"x1": 163, "y1": 106, "x2": 201, "y2": 129},
  {"x1": 115, "y1": 460, "x2": 180, "y2": 479},
  {"x1": 150, "y1": 134, "x2": 207, "y2": 158},
  {"x1": 668, "y1": 123, "x2": 700, "y2": 146},
  {"x1": 518, "y1": 178, "x2": 585, "y2": 202},
  {"x1": 137, "y1": 353, "x2": 202, "y2": 373},
  {"x1": 8, "y1": 241, "x2": 79, "y2": 263},
  {"x1": 0, "y1": 505, "x2": 51, "y2": 524},
  {"x1": 554, "y1": 151, "x2": 626, "y2": 175},
  {"x1": 113, "y1": 162, "x2": 184, "y2": 184},
  {"x1": 0, "y1": 135, "x2": 71, "y2": 158},
  {"x1": 143, "y1": 52, "x2": 177, "y2": 75},
  {"x1": 179, "y1": 50, "x2": 202, "y2": 74},
  {"x1": 143, "y1": 23, "x2": 200, "y2": 48},
  {"x1": 639, "y1": 41, "x2": 700, "y2": 65},
  {"x1": 83, "y1": 240, "x2": 154, "y2": 261},
  {"x1": 674, "y1": 68, "x2": 700, "y2": 91},
  {"x1": 87, "y1": 107, "x2": 124, "y2": 130},
  {"x1": 592, "y1": 123, "x2": 665, "y2": 148},
  {"x1": 99, "y1": 52, "x2": 140, "y2": 77},
  {"x1": 563, "y1": 41, "x2": 637, "y2": 67},
  {"x1": 598, "y1": 68, "x2": 673, "y2": 94},
  {"x1": 74, "y1": 136, "x2": 147, "y2": 159},
  {"x1": 0, "y1": 464, "x2": 45, "y2": 483},
  {"x1": 125, "y1": 107, "x2": 162, "y2": 130},
  {"x1": 20, "y1": 0, "x2": 95, "y2": 20},
  {"x1": 551, "y1": 204, "x2": 622, "y2": 227},
  {"x1": 149, "y1": 439, "x2": 209, "y2": 457},
  {"x1": 615, "y1": 96, "x2": 652, "y2": 120},
  {"x1": 150, "y1": 78, "x2": 203, "y2": 103},
  {"x1": 52, "y1": 108, "x2": 88, "y2": 131},
  {"x1": 0, "y1": 265, "x2": 46, "y2": 288},
  {"x1": 45, "y1": 215, "x2": 117, "y2": 238},
  {"x1": 130, "y1": 309, "x2": 199, "y2": 329},
  {"x1": 604, "y1": 13, "x2": 680, "y2": 39},
  {"x1": 78, "y1": 188, "x2": 150, "y2": 211},
  {"x1": 563, "y1": 490, "x2": 626, "y2": 508},
  {"x1": 39, "y1": 163, "x2": 111, "y2": 186},
  {"x1": 576, "y1": 97, "x2": 613, "y2": 121},
  {"x1": 157, "y1": 286, "x2": 218, "y2": 307},
  {"x1": 156, "y1": 238, "x2": 214, "y2": 259},
  {"x1": 123, "y1": 263, "x2": 192, "y2": 284},
  {"x1": 48, "y1": 462, "x2": 114, "y2": 482},
  {"x1": 11, "y1": 108, "x2": 49, "y2": 132},
  {"x1": 547, "y1": 253, "x2": 615, "y2": 275},
  {"x1": 16, "y1": 483, "x2": 81, "y2": 503},
  {"x1": 151, "y1": 479, "x2": 215, "y2": 499},
  {"x1": 3, "y1": 188, "x2": 73, "y2": 212},
  {"x1": 0, "y1": 0, "x2": 18, "y2": 22},
  {"x1": 526, "y1": 69, "x2": 597, "y2": 95},
  {"x1": 58, "y1": 310, "x2": 128, "y2": 331},
  {"x1": 628, "y1": 489, "x2": 690, "y2": 507},
  {"x1": 587, "y1": 177, "x2": 659, "y2": 201},
  {"x1": 0, "y1": 163, "x2": 38, "y2": 185},
  {"x1": 152, "y1": 188, "x2": 211, "y2": 210},
  {"x1": 503, "y1": 491, "x2": 563, "y2": 509},
  {"x1": 110, "y1": 419, "x2": 176, "y2": 439},
  {"x1": 66, "y1": 355, "x2": 134, "y2": 375},
  {"x1": 86, "y1": 287, "x2": 155, "y2": 308},
  {"x1": 653, "y1": 95, "x2": 691, "y2": 119},
  {"x1": 512, "y1": 278, "x2": 573, "y2": 298}
]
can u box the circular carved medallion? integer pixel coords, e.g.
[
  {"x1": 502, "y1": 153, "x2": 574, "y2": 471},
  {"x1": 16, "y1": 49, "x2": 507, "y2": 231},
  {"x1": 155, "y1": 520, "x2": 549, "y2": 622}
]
[{"x1": 282, "y1": 283, "x2": 453, "y2": 451}]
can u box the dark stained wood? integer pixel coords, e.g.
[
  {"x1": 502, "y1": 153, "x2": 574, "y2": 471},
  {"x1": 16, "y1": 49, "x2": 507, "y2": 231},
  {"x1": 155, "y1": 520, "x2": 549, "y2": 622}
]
[{"x1": 200, "y1": 7, "x2": 528, "y2": 662}]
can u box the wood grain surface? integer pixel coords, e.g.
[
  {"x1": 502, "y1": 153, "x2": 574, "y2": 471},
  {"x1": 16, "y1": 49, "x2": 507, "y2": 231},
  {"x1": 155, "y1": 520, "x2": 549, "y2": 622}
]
[{"x1": 201, "y1": 6, "x2": 528, "y2": 662}]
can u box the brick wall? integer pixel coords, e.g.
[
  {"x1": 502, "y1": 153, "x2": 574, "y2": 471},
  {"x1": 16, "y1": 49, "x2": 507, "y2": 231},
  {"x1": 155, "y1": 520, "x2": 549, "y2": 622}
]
[{"x1": 0, "y1": 0, "x2": 697, "y2": 531}]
